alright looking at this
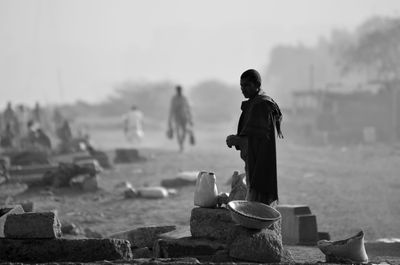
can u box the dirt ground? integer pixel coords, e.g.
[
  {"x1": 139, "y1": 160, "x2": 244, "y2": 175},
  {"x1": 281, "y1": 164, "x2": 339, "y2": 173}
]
[{"x1": 1, "y1": 123, "x2": 400, "y2": 261}]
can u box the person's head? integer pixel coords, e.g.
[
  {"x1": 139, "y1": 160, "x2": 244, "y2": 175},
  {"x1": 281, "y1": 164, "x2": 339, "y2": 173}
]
[
  {"x1": 175, "y1": 85, "x2": 182, "y2": 96},
  {"x1": 240, "y1": 69, "x2": 262, "y2": 99},
  {"x1": 6, "y1": 102, "x2": 12, "y2": 109},
  {"x1": 131, "y1": 105, "x2": 137, "y2": 111}
]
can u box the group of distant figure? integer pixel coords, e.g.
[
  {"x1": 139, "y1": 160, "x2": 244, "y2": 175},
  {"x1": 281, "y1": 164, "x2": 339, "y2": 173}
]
[
  {"x1": 123, "y1": 84, "x2": 194, "y2": 152},
  {"x1": 0, "y1": 101, "x2": 77, "y2": 154}
]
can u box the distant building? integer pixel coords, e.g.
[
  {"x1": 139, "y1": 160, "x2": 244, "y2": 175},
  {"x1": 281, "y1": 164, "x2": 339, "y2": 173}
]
[{"x1": 289, "y1": 87, "x2": 400, "y2": 144}]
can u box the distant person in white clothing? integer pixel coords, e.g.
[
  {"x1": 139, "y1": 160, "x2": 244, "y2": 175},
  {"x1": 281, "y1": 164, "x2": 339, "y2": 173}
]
[{"x1": 123, "y1": 105, "x2": 144, "y2": 144}]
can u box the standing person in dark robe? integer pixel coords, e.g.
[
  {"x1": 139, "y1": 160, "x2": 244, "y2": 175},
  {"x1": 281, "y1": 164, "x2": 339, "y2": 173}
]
[
  {"x1": 226, "y1": 69, "x2": 283, "y2": 206},
  {"x1": 167, "y1": 85, "x2": 194, "y2": 152}
]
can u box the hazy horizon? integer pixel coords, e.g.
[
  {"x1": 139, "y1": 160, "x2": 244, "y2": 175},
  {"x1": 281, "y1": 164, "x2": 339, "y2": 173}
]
[{"x1": 1, "y1": 0, "x2": 400, "y2": 107}]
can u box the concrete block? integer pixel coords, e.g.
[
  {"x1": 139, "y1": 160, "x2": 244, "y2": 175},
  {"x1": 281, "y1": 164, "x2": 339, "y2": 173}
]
[
  {"x1": 0, "y1": 238, "x2": 132, "y2": 262},
  {"x1": 0, "y1": 205, "x2": 24, "y2": 237},
  {"x1": 298, "y1": 214, "x2": 318, "y2": 245},
  {"x1": 276, "y1": 204, "x2": 318, "y2": 245},
  {"x1": 4, "y1": 211, "x2": 62, "y2": 239}
]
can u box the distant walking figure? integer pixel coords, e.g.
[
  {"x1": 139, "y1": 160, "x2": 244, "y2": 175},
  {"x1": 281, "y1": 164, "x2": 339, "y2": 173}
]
[
  {"x1": 167, "y1": 85, "x2": 194, "y2": 152},
  {"x1": 226, "y1": 69, "x2": 283, "y2": 206},
  {"x1": 123, "y1": 105, "x2": 144, "y2": 144}
]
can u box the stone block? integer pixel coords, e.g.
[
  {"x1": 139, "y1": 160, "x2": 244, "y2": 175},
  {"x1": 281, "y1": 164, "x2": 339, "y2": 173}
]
[
  {"x1": 0, "y1": 205, "x2": 24, "y2": 237},
  {"x1": 109, "y1": 225, "x2": 176, "y2": 248},
  {"x1": 277, "y1": 204, "x2": 318, "y2": 245},
  {"x1": 153, "y1": 237, "x2": 226, "y2": 258},
  {"x1": 298, "y1": 214, "x2": 318, "y2": 245},
  {"x1": 0, "y1": 238, "x2": 132, "y2": 262},
  {"x1": 4, "y1": 211, "x2": 62, "y2": 239},
  {"x1": 190, "y1": 207, "x2": 236, "y2": 242},
  {"x1": 227, "y1": 224, "x2": 283, "y2": 263}
]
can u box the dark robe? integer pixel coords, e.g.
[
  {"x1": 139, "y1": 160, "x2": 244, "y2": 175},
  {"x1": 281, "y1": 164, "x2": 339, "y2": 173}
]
[{"x1": 236, "y1": 91, "x2": 282, "y2": 204}]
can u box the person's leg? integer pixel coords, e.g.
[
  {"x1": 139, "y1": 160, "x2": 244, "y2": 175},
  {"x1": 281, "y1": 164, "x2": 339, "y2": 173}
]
[{"x1": 176, "y1": 124, "x2": 184, "y2": 152}]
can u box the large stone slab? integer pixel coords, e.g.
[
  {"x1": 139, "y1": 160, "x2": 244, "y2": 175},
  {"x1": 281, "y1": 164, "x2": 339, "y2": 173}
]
[
  {"x1": 0, "y1": 238, "x2": 132, "y2": 262},
  {"x1": 227, "y1": 223, "x2": 283, "y2": 263},
  {"x1": 4, "y1": 211, "x2": 62, "y2": 239},
  {"x1": 190, "y1": 207, "x2": 236, "y2": 242},
  {"x1": 153, "y1": 237, "x2": 226, "y2": 258},
  {"x1": 276, "y1": 204, "x2": 318, "y2": 245},
  {"x1": 109, "y1": 225, "x2": 176, "y2": 248},
  {"x1": 0, "y1": 205, "x2": 24, "y2": 237}
]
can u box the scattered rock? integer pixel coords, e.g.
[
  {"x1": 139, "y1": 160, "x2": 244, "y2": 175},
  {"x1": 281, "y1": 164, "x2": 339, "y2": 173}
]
[
  {"x1": 4, "y1": 211, "x2": 62, "y2": 239},
  {"x1": 109, "y1": 225, "x2": 176, "y2": 248},
  {"x1": 124, "y1": 187, "x2": 139, "y2": 198},
  {"x1": 227, "y1": 223, "x2": 283, "y2": 263},
  {"x1": 228, "y1": 171, "x2": 247, "y2": 202},
  {"x1": 0, "y1": 238, "x2": 132, "y2": 262},
  {"x1": 153, "y1": 237, "x2": 226, "y2": 258},
  {"x1": 137, "y1": 187, "x2": 169, "y2": 199},
  {"x1": 190, "y1": 207, "x2": 236, "y2": 242},
  {"x1": 61, "y1": 221, "x2": 83, "y2": 236},
  {"x1": 0, "y1": 205, "x2": 25, "y2": 237}
]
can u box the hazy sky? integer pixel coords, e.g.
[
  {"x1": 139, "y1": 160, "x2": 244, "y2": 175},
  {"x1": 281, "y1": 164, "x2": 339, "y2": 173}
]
[{"x1": 0, "y1": 0, "x2": 399, "y2": 106}]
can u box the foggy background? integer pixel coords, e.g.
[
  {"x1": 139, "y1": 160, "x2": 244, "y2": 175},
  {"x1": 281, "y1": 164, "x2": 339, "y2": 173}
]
[{"x1": 1, "y1": 0, "x2": 400, "y2": 247}]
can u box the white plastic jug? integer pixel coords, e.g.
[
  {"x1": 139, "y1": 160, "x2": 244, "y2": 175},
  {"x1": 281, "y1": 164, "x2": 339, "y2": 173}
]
[{"x1": 194, "y1": 171, "x2": 218, "y2": 208}]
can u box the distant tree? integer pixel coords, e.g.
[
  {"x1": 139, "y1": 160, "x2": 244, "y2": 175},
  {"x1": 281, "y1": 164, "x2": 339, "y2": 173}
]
[
  {"x1": 337, "y1": 16, "x2": 400, "y2": 86},
  {"x1": 189, "y1": 80, "x2": 241, "y2": 123}
]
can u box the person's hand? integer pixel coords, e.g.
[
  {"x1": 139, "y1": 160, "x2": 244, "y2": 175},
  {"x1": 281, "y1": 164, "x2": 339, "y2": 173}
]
[{"x1": 226, "y1": 134, "x2": 238, "y2": 148}]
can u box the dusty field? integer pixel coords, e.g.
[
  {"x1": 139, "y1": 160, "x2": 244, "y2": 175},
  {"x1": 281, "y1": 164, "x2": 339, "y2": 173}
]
[{"x1": 1, "y1": 122, "x2": 400, "y2": 243}]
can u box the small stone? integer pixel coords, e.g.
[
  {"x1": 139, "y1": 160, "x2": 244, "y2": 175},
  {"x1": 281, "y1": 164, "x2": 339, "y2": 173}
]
[
  {"x1": 4, "y1": 211, "x2": 61, "y2": 239},
  {"x1": 124, "y1": 187, "x2": 139, "y2": 198}
]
